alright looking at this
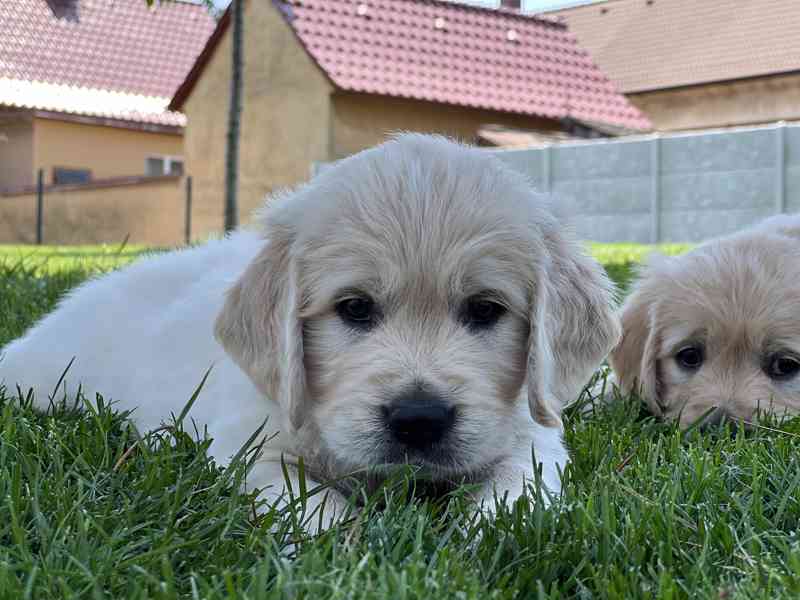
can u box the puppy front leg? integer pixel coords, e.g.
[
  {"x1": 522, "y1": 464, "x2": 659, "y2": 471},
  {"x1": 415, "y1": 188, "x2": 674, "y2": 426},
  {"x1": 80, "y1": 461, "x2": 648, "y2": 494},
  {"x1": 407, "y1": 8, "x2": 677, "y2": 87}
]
[
  {"x1": 474, "y1": 462, "x2": 532, "y2": 517},
  {"x1": 246, "y1": 459, "x2": 350, "y2": 534},
  {"x1": 475, "y1": 439, "x2": 565, "y2": 516}
]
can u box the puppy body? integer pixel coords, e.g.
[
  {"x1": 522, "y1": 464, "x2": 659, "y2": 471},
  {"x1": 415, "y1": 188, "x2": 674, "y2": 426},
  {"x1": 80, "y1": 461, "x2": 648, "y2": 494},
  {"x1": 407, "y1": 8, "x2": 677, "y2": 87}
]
[
  {"x1": 611, "y1": 214, "x2": 800, "y2": 427},
  {"x1": 1, "y1": 135, "x2": 619, "y2": 526},
  {"x1": 0, "y1": 232, "x2": 302, "y2": 484}
]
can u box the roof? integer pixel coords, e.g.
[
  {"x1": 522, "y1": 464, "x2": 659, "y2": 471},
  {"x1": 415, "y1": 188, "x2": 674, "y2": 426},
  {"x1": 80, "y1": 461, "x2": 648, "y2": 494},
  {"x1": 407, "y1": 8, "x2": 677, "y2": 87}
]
[
  {"x1": 171, "y1": 0, "x2": 650, "y2": 131},
  {"x1": 547, "y1": 0, "x2": 800, "y2": 94},
  {"x1": 477, "y1": 124, "x2": 577, "y2": 147},
  {"x1": 0, "y1": 0, "x2": 216, "y2": 126}
]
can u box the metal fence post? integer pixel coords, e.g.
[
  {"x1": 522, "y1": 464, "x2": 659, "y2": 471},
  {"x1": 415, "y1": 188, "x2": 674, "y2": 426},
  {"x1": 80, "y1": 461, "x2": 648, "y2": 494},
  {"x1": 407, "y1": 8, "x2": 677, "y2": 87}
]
[
  {"x1": 542, "y1": 144, "x2": 552, "y2": 194},
  {"x1": 36, "y1": 169, "x2": 44, "y2": 245},
  {"x1": 185, "y1": 175, "x2": 193, "y2": 245},
  {"x1": 650, "y1": 135, "x2": 661, "y2": 244},
  {"x1": 775, "y1": 121, "x2": 786, "y2": 215}
]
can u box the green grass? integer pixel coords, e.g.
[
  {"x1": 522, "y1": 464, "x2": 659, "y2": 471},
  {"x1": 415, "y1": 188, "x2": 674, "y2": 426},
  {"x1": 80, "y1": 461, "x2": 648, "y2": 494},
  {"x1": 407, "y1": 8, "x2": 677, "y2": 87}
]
[
  {"x1": 4, "y1": 243, "x2": 800, "y2": 599},
  {"x1": 588, "y1": 242, "x2": 693, "y2": 295}
]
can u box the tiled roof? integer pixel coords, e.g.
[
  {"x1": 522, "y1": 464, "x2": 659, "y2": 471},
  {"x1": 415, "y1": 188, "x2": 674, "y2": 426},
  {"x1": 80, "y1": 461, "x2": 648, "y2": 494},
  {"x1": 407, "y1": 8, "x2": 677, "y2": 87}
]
[
  {"x1": 0, "y1": 77, "x2": 187, "y2": 127},
  {"x1": 548, "y1": 0, "x2": 800, "y2": 94},
  {"x1": 171, "y1": 0, "x2": 650, "y2": 131},
  {"x1": 0, "y1": 0, "x2": 216, "y2": 125}
]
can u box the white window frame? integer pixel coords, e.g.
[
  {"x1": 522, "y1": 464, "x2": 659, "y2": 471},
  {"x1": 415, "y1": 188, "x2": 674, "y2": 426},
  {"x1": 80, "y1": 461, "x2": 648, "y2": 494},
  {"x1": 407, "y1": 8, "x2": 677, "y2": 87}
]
[{"x1": 146, "y1": 154, "x2": 185, "y2": 176}]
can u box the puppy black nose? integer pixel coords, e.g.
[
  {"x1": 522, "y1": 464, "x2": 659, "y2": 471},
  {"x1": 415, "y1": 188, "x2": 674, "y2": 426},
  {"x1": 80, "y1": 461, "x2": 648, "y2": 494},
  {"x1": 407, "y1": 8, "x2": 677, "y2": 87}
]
[{"x1": 384, "y1": 389, "x2": 455, "y2": 450}]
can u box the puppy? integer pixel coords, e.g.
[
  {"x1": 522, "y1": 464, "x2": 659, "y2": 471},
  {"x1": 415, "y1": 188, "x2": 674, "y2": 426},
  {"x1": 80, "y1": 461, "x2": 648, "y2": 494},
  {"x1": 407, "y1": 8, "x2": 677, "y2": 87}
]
[
  {"x1": 611, "y1": 214, "x2": 800, "y2": 428},
  {"x1": 0, "y1": 134, "x2": 619, "y2": 529}
]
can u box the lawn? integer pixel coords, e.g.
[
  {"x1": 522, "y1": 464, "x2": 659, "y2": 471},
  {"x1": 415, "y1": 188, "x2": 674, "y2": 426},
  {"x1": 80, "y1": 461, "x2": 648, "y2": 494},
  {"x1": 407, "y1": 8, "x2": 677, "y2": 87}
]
[{"x1": 2, "y1": 243, "x2": 800, "y2": 599}]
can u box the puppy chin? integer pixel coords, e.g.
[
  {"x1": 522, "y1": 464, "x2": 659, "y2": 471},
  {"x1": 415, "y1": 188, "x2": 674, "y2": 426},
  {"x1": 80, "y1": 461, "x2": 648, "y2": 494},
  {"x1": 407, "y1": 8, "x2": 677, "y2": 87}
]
[
  {"x1": 315, "y1": 413, "x2": 505, "y2": 481},
  {"x1": 670, "y1": 396, "x2": 796, "y2": 430},
  {"x1": 326, "y1": 441, "x2": 506, "y2": 503}
]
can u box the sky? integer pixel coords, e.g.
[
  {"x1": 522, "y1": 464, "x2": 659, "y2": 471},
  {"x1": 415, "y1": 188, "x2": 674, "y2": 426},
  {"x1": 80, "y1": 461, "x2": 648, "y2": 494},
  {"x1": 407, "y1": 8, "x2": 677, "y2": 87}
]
[{"x1": 208, "y1": 0, "x2": 602, "y2": 12}]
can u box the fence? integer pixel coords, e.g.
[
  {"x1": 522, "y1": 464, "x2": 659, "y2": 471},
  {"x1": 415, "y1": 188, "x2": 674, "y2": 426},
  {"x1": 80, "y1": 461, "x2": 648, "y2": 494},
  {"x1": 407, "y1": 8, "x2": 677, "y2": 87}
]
[
  {"x1": 492, "y1": 121, "x2": 800, "y2": 243},
  {"x1": 0, "y1": 174, "x2": 194, "y2": 246},
  {"x1": 5, "y1": 122, "x2": 799, "y2": 246}
]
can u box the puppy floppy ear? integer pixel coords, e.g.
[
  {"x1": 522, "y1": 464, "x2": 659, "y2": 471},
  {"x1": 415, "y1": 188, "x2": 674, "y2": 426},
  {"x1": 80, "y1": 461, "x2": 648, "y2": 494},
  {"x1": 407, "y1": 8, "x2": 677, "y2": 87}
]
[
  {"x1": 528, "y1": 232, "x2": 621, "y2": 427},
  {"x1": 609, "y1": 286, "x2": 662, "y2": 416},
  {"x1": 214, "y1": 224, "x2": 307, "y2": 430}
]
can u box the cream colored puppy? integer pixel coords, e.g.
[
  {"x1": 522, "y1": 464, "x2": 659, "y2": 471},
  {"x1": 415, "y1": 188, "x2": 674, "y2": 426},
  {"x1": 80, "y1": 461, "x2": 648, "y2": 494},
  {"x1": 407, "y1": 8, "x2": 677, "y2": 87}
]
[
  {"x1": 611, "y1": 214, "x2": 800, "y2": 428},
  {"x1": 0, "y1": 134, "x2": 619, "y2": 529}
]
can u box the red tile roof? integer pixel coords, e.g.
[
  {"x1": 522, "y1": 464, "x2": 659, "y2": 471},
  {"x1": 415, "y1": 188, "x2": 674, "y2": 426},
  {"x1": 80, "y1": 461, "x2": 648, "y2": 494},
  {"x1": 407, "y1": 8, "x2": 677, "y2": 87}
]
[
  {"x1": 0, "y1": 0, "x2": 216, "y2": 125},
  {"x1": 171, "y1": 0, "x2": 651, "y2": 131}
]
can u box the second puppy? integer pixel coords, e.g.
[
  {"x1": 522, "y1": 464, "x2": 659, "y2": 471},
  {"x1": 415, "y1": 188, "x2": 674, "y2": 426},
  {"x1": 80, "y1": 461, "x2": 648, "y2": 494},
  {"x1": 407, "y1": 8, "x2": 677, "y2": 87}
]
[{"x1": 611, "y1": 214, "x2": 800, "y2": 427}]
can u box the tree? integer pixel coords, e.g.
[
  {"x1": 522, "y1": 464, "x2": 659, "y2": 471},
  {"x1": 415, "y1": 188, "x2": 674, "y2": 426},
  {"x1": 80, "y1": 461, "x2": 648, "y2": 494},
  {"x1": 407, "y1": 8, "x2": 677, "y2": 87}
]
[{"x1": 147, "y1": 0, "x2": 242, "y2": 233}]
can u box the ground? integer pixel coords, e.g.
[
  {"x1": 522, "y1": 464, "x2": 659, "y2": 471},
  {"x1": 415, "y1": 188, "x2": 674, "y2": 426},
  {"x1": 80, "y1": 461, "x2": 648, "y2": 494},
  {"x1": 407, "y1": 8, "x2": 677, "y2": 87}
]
[{"x1": 1, "y1": 243, "x2": 800, "y2": 600}]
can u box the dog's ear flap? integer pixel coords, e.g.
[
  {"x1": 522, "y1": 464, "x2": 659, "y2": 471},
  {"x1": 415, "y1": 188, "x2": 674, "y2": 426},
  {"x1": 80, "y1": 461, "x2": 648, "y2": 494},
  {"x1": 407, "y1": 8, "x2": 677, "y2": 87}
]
[
  {"x1": 609, "y1": 287, "x2": 662, "y2": 415},
  {"x1": 527, "y1": 233, "x2": 621, "y2": 427},
  {"x1": 214, "y1": 226, "x2": 307, "y2": 430}
]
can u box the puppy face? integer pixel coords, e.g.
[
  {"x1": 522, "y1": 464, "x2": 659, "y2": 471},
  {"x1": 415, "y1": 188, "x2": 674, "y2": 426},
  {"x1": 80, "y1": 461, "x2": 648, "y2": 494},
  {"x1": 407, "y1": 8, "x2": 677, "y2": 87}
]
[
  {"x1": 298, "y1": 192, "x2": 534, "y2": 476},
  {"x1": 611, "y1": 217, "x2": 800, "y2": 428},
  {"x1": 216, "y1": 134, "x2": 619, "y2": 480}
]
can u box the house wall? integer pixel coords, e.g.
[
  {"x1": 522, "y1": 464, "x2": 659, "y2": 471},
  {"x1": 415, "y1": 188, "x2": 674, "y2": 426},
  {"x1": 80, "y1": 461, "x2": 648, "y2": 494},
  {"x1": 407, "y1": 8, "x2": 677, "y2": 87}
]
[
  {"x1": 32, "y1": 117, "x2": 183, "y2": 184},
  {"x1": 0, "y1": 118, "x2": 34, "y2": 191},
  {"x1": 181, "y1": 0, "x2": 333, "y2": 239},
  {"x1": 629, "y1": 72, "x2": 800, "y2": 132},
  {"x1": 330, "y1": 92, "x2": 561, "y2": 160},
  {"x1": 180, "y1": 1, "x2": 568, "y2": 238},
  {"x1": 0, "y1": 176, "x2": 186, "y2": 245}
]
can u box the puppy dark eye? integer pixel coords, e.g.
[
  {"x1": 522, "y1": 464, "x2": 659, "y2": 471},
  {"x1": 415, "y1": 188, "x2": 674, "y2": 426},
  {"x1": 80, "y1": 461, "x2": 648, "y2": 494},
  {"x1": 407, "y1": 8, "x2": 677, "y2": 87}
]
[
  {"x1": 336, "y1": 297, "x2": 375, "y2": 328},
  {"x1": 675, "y1": 345, "x2": 704, "y2": 371},
  {"x1": 464, "y1": 296, "x2": 507, "y2": 329},
  {"x1": 766, "y1": 354, "x2": 800, "y2": 381}
]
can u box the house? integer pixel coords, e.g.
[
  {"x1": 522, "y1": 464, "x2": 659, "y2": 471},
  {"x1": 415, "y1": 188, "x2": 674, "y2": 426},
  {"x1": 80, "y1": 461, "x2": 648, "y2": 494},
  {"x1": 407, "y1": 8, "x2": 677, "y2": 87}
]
[
  {"x1": 0, "y1": 0, "x2": 216, "y2": 192},
  {"x1": 0, "y1": 0, "x2": 215, "y2": 244},
  {"x1": 547, "y1": 0, "x2": 800, "y2": 131},
  {"x1": 169, "y1": 0, "x2": 649, "y2": 236}
]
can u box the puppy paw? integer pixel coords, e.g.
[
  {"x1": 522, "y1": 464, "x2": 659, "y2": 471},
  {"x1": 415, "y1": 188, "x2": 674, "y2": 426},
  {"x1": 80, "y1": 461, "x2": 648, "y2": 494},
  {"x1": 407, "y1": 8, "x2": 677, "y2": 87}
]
[
  {"x1": 294, "y1": 487, "x2": 351, "y2": 534},
  {"x1": 472, "y1": 482, "x2": 523, "y2": 520}
]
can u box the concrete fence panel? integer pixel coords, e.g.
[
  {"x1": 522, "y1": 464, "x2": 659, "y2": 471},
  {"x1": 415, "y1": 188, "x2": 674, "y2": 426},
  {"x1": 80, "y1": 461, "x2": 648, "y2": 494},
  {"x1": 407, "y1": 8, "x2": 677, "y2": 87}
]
[{"x1": 493, "y1": 122, "x2": 800, "y2": 243}]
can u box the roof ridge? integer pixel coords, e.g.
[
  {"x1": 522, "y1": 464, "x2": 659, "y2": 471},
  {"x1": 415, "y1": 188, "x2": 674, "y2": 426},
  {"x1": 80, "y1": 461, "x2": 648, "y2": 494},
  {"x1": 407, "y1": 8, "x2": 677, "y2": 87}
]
[{"x1": 385, "y1": 0, "x2": 567, "y2": 28}]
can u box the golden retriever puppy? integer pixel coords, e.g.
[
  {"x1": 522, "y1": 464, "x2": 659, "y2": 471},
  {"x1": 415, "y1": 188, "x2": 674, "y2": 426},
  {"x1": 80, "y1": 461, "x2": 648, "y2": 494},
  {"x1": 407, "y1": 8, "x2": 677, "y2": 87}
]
[
  {"x1": 611, "y1": 214, "x2": 800, "y2": 427},
  {"x1": 1, "y1": 134, "x2": 619, "y2": 530}
]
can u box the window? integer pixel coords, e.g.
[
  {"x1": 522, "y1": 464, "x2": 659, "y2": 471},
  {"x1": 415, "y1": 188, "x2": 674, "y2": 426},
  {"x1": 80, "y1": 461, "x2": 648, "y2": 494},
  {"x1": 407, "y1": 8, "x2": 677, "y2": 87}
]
[
  {"x1": 146, "y1": 156, "x2": 184, "y2": 176},
  {"x1": 53, "y1": 167, "x2": 91, "y2": 185}
]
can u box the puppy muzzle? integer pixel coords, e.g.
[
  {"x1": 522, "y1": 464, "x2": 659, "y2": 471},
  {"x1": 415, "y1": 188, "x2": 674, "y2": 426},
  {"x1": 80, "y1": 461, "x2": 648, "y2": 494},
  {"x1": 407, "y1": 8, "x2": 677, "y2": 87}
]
[{"x1": 382, "y1": 386, "x2": 456, "y2": 453}]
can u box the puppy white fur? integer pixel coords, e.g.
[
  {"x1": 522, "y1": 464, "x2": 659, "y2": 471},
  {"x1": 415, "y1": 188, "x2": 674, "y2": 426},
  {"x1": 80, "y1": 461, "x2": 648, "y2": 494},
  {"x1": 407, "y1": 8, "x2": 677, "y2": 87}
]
[
  {"x1": 611, "y1": 214, "x2": 800, "y2": 427},
  {"x1": 0, "y1": 134, "x2": 619, "y2": 528}
]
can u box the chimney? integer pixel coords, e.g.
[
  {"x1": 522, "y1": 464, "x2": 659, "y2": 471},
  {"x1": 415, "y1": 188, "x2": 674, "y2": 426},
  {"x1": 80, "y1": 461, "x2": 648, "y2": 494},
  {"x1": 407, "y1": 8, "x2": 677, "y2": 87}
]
[
  {"x1": 500, "y1": 0, "x2": 522, "y2": 9},
  {"x1": 46, "y1": 0, "x2": 80, "y2": 21}
]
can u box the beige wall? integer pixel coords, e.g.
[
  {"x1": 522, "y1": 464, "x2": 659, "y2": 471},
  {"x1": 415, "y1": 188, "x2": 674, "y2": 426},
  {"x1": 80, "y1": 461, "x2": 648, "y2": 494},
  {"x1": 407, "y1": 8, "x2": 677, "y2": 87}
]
[
  {"x1": 0, "y1": 118, "x2": 34, "y2": 190},
  {"x1": 0, "y1": 176, "x2": 189, "y2": 246},
  {"x1": 630, "y1": 72, "x2": 800, "y2": 131},
  {"x1": 32, "y1": 117, "x2": 183, "y2": 184},
  {"x1": 182, "y1": 0, "x2": 332, "y2": 239},
  {"x1": 330, "y1": 92, "x2": 560, "y2": 160},
  {"x1": 180, "y1": 0, "x2": 563, "y2": 239}
]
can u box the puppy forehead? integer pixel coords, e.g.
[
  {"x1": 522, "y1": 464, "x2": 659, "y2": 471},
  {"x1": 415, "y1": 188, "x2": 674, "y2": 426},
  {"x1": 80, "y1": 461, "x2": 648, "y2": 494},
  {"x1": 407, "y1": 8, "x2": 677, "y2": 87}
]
[
  {"x1": 656, "y1": 241, "x2": 800, "y2": 353},
  {"x1": 294, "y1": 149, "x2": 548, "y2": 307},
  {"x1": 301, "y1": 222, "x2": 536, "y2": 311}
]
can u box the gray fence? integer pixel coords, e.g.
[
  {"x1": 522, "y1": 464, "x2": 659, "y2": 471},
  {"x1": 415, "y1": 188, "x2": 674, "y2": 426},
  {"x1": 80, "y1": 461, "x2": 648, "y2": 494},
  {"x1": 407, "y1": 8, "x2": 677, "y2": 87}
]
[{"x1": 492, "y1": 122, "x2": 800, "y2": 243}]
